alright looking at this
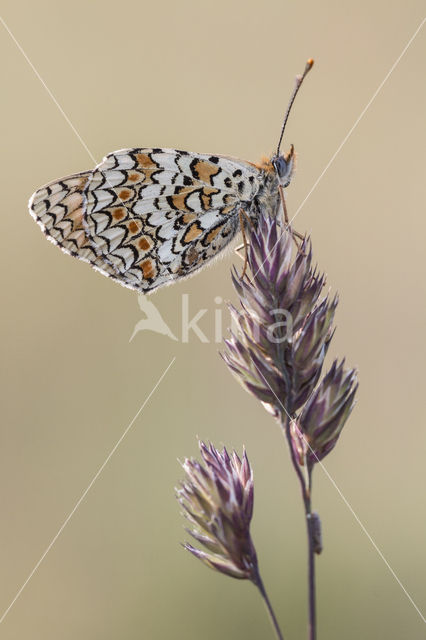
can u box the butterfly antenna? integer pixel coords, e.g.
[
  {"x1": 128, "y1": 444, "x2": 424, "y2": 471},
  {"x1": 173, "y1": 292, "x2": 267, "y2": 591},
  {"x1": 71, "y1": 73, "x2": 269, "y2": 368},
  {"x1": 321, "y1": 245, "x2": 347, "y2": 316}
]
[{"x1": 276, "y1": 59, "x2": 314, "y2": 156}]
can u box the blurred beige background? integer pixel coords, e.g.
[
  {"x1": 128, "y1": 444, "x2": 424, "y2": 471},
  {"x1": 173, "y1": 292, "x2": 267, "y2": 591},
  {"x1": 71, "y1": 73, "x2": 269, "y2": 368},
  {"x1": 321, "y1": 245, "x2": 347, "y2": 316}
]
[{"x1": 1, "y1": 1, "x2": 425, "y2": 638}]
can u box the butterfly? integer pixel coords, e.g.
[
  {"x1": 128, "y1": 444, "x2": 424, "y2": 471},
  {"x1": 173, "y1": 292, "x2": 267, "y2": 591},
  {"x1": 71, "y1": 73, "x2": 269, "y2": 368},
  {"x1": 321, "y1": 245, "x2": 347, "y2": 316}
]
[{"x1": 29, "y1": 60, "x2": 313, "y2": 294}]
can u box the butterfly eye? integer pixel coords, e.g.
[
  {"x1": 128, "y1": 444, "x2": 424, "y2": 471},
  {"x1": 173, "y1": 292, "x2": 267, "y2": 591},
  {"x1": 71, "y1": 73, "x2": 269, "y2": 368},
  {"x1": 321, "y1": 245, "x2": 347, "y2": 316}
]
[
  {"x1": 272, "y1": 153, "x2": 294, "y2": 188},
  {"x1": 272, "y1": 155, "x2": 288, "y2": 178}
]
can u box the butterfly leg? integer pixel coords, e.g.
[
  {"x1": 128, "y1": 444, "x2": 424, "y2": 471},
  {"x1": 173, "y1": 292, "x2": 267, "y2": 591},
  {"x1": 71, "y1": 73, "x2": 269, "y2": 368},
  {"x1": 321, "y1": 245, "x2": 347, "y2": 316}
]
[
  {"x1": 234, "y1": 243, "x2": 246, "y2": 258},
  {"x1": 238, "y1": 208, "x2": 255, "y2": 279},
  {"x1": 292, "y1": 229, "x2": 306, "y2": 244},
  {"x1": 278, "y1": 183, "x2": 307, "y2": 250},
  {"x1": 278, "y1": 184, "x2": 289, "y2": 225},
  {"x1": 291, "y1": 229, "x2": 307, "y2": 251}
]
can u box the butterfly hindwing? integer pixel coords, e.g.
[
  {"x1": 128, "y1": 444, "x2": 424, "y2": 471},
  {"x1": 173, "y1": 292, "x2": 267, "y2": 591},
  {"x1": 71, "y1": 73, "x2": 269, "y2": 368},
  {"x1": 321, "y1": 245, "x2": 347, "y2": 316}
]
[{"x1": 28, "y1": 172, "x2": 139, "y2": 288}]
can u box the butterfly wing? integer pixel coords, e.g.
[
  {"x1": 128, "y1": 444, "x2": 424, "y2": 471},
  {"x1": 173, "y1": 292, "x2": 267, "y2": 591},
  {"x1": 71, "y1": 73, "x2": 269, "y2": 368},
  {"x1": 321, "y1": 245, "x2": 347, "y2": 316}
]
[
  {"x1": 29, "y1": 148, "x2": 262, "y2": 293},
  {"x1": 28, "y1": 171, "x2": 130, "y2": 287}
]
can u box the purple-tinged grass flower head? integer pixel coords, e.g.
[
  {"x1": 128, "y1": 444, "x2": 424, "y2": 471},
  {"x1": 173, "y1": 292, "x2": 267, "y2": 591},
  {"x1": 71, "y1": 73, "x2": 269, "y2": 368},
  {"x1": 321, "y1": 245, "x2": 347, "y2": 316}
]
[
  {"x1": 223, "y1": 215, "x2": 338, "y2": 419},
  {"x1": 291, "y1": 359, "x2": 358, "y2": 468},
  {"x1": 176, "y1": 441, "x2": 258, "y2": 581}
]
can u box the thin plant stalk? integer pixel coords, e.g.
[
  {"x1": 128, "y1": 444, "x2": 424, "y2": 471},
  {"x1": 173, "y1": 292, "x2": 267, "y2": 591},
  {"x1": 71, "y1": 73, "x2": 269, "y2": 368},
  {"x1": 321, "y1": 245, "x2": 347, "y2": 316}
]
[
  {"x1": 281, "y1": 413, "x2": 316, "y2": 640},
  {"x1": 305, "y1": 474, "x2": 316, "y2": 640},
  {"x1": 253, "y1": 569, "x2": 285, "y2": 640}
]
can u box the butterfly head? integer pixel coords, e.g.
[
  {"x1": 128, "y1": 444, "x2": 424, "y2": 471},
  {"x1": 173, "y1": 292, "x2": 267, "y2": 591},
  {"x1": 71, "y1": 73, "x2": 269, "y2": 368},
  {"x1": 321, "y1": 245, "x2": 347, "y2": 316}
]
[{"x1": 271, "y1": 145, "x2": 295, "y2": 188}]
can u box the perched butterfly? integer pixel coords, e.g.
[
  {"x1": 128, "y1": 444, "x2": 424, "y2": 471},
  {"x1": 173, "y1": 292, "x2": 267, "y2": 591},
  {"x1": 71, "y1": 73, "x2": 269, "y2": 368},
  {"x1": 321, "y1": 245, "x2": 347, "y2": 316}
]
[{"x1": 29, "y1": 61, "x2": 313, "y2": 294}]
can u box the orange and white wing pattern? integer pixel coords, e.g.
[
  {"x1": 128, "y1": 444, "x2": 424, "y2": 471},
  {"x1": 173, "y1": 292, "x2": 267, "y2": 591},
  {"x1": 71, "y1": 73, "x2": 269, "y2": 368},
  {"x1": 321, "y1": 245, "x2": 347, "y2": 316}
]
[
  {"x1": 29, "y1": 148, "x2": 264, "y2": 293},
  {"x1": 28, "y1": 171, "x2": 133, "y2": 287}
]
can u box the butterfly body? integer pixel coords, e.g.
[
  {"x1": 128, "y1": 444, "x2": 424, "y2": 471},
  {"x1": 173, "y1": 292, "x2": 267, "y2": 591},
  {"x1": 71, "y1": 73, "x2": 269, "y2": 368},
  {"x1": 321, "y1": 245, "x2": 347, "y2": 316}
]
[{"x1": 29, "y1": 146, "x2": 292, "y2": 293}]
